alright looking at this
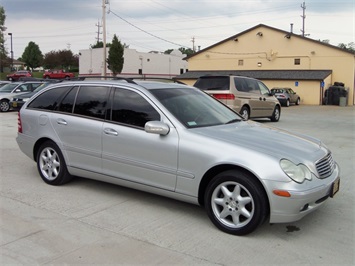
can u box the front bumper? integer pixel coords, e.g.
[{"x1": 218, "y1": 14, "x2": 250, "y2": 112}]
[{"x1": 266, "y1": 163, "x2": 340, "y2": 223}]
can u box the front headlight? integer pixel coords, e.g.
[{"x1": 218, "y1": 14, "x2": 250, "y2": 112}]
[{"x1": 280, "y1": 159, "x2": 312, "y2": 183}]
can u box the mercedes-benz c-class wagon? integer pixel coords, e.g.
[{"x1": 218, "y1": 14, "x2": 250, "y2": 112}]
[{"x1": 16, "y1": 79, "x2": 340, "y2": 235}]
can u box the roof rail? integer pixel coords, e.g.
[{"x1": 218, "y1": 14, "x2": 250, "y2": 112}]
[{"x1": 77, "y1": 76, "x2": 137, "y2": 84}]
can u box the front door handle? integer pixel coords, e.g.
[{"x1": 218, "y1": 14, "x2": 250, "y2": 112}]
[{"x1": 56, "y1": 118, "x2": 67, "y2": 125}]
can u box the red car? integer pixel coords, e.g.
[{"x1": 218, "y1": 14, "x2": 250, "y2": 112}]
[
  {"x1": 6, "y1": 70, "x2": 32, "y2": 81},
  {"x1": 43, "y1": 69, "x2": 75, "y2": 79}
]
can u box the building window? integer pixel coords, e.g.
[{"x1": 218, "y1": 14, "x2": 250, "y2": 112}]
[
  {"x1": 238, "y1": 60, "x2": 244, "y2": 66},
  {"x1": 138, "y1": 69, "x2": 142, "y2": 75},
  {"x1": 180, "y1": 68, "x2": 184, "y2": 74},
  {"x1": 294, "y1": 58, "x2": 301, "y2": 65}
]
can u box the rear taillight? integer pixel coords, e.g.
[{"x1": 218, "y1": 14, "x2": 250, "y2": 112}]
[
  {"x1": 212, "y1": 94, "x2": 235, "y2": 100},
  {"x1": 18, "y1": 111, "x2": 22, "y2": 133}
]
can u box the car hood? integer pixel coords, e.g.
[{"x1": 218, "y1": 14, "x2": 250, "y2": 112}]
[
  {"x1": 0, "y1": 92, "x2": 26, "y2": 99},
  {"x1": 192, "y1": 121, "x2": 324, "y2": 160}
]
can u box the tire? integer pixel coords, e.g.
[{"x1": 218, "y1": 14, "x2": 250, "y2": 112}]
[
  {"x1": 204, "y1": 170, "x2": 268, "y2": 235},
  {"x1": 285, "y1": 99, "x2": 290, "y2": 107},
  {"x1": 296, "y1": 98, "x2": 300, "y2": 105},
  {"x1": 270, "y1": 106, "x2": 280, "y2": 122},
  {"x1": 240, "y1": 106, "x2": 250, "y2": 120},
  {"x1": 0, "y1": 100, "x2": 10, "y2": 112},
  {"x1": 36, "y1": 141, "x2": 72, "y2": 185}
]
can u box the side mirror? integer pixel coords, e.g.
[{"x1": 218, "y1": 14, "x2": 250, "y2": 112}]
[{"x1": 145, "y1": 121, "x2": 170, "y2": 136}]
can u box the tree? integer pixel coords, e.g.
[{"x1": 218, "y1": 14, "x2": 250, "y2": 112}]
[
  {"x1": 164, "y1": 47, "x2": 195, "y2": 56},
  {"x1": 42, "y1": 49, "x2": 78, "y2": 70},
  {"x1": 338, "y1": 42, "x2": 355, "y2": 53},
  {"x1": 22, "y1": 42, "x2": 43, "y2": 70},
  {"x1": 0, "y1": 5, "x2": 9, "y2": 72},
  {"x1": 107, "y1": 34, "x2": 124, "y2": 76}
]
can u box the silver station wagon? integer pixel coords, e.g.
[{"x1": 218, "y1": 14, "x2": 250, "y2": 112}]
[{"x1": 16, "y1": 79, "x2": 340, "y2": 235}]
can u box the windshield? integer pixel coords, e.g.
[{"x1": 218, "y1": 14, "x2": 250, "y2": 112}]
[
  {"x1": 0, "y1": 83, "x2": 19, "y2": 93},
  {"x1": 151, "y1": 87, "x2": 241, "y2": 128}
]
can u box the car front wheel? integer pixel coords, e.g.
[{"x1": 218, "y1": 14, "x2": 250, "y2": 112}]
[
  {"x1": 296, "y1": 98, "x2": 300, "y2": 105},
  {"x1": 204, "y1": 170, "x2": 268, "y2": 235},
  {"x1": 37, "y1": 141, "x2": 72, "y2": 185}
]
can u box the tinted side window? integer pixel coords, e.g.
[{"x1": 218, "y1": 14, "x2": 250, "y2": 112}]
[
  {"x1": 73, "y1": 86, "x2": 109, "y2": 119},
  {"x1": 27, "y1": 86, "x2": 72, "y2": 110},
  {"x1": 111, "y1": 88, "x2": 160, "y2": 128},
  {"x1": 194, "y1": 77, "x2": 229, "y2": 91},
  {"x1": 234, "y1": 77, "x2": 249, "y2": 92},
  {"x1": 58, "y1": 86, "x2": 79, "y2": 113},
  {"x1": 244, "y1": 79, "x2": 261, "y2": 94}
]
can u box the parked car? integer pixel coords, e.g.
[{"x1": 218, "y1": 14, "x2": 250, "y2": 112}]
[
  {"x1": 0, "y1": 81, "x2": 44, "y2": 112},
  {"x1": 43, "y1": 69, "x2": 75, "y2": 79},
  {"x1": 6, "y1": 70, "x2": 32, "y2": 81},
  {"x1": 16, "y1": 79, "x2": 340, "y2": 235},
  {"x1": 10, "y1": 81, "x2": 61, "y2": 111},
  {"x1": 271, "y1": 88, "x2": 300, "y2": 107},
  {"x1": 194, "y1": 75, "x2": 281, "y2": 121}
]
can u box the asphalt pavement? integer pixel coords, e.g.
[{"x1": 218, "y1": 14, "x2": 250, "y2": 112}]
[{"x1": 0, "y1": 105, "x2": 354, "y2": 265}]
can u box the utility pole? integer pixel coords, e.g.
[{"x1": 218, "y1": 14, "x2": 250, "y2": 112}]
[
  {"x1": 300, "y1": 1, "x2": 306, "y2": 37},
  {"x1": 95, "y1": 20, "x2": 102, "y2": 44},
  {"x1": 102, "y1": 0, "x2": 108, "y2": 77}
]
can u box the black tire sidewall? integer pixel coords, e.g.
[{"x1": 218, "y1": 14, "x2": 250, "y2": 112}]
[{"x1": 204, "y1": 170, "x2": 268, "y2": 235}]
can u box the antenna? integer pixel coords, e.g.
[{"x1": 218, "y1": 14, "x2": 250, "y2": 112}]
[{"x1": 300, "y1": 2, "x2": 306, "y2": 37}]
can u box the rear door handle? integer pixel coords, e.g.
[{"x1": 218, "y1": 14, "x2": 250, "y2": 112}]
[{"x1": 104, "y1": 128, "x2": 118, "y2": 136}]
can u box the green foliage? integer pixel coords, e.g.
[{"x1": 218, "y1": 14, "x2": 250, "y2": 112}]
[
  {"x1": 0, "y1": 5, "x2": 9, "y2": 71},
  {"x1": 22, "y1": 42, "x2": 43, "y2": 71},
  {"x1": 164, "y1": 47, "x2": 195, "y2": 56},
  {"x1": 338, "y1": 42, "x2": 355, "y2": 53},
  {"x1": 43, "y1": 49, "x2": 78, "y2": 69},
  {"x1": 107, "y1": 34, "x2": 124, "y2": 76}
]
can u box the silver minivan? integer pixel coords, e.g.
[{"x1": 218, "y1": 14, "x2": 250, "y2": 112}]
[{"x1": 194, "y1": 75, "x2": 281, "y2": 121}]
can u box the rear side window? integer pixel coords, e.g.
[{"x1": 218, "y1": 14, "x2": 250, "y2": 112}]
[
  {"x1": 58, "y1": 86, "x2": 79, "y2": 113},
  {"x1": 110, "y1": 88, "x2": 160, "y2": 128},
  {"x1": 27, "y1": 86, "x2": 72, "y2": 110},
  {"x1": 73, "y1": 86, "x2": 109, "y2": 119},
  {"x1": 194, "y1": 77, "x2": 229, "y2": 91}
]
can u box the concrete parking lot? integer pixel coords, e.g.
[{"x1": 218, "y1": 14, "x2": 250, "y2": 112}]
[{"x1": 1, "y1": 105, "x2": 354, "y2": 265}]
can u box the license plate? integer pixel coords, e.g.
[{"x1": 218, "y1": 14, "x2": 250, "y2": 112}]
[
  {"x1": 13, "y1": 102, "x2": 17, "y2": 107},
  {"x1": 330, "y1": 177, "x2": 340, "y2": 198}
]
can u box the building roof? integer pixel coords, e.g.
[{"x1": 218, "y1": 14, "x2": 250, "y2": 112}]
[
  {"x1": 184, "y1": 24, "x2": 355, "y2": 60},
  {"x1": 175, "y1": 70, "x2": 332, "y2": 81}
]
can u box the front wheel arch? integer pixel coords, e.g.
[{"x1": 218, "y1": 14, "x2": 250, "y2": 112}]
[{"x1": 198, "y1": 165, "x2": 269, "y2": 208}]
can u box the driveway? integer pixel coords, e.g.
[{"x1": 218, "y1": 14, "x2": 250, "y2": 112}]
[{"x1": 1, "y1": 106, "x2": 354, "y2": 265}]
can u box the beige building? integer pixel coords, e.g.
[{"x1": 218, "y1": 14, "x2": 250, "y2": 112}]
[{"x1": 176, "y1": 24, "x2": 355, "y2": 106}]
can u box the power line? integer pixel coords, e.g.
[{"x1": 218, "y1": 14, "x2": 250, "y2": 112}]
[{"x1": 109, "y1": 9, "x2": 190, "y2": 49}]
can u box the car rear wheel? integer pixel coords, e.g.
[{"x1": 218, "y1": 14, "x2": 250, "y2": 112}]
[
  {"x1": 0, "y1": 100, "x2": 10, "y2": 112},
  {"x1": 296, "y1": 98, "x2": 300, "y2": 105},
  {"x1": 270, "y1": 106, "x2": 280, "y2": 122},
  {"x1": 37, "y1": 141, "x2": 72, "y2": 185},
  {"x1": 286, "y1": 99, "x2": 290, "y2": 107},
  {"x1": 205, "y1": 170, "x2": 268, "y2": 235},
  {"x1": 240, "y1": 106, "x2": 250, "y2": 120}
]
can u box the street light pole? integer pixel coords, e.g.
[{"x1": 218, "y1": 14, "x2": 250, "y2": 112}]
[
  {"x1": 8, "y1": 33, "x2": 13, "y2": 70},
  {"x1": 102, "y1": 0, "x2": 107, "y2": 77}
]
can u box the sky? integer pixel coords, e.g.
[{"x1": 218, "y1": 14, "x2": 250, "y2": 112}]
[{"x1": 1, "y1": 0, "x2": 354, "y2": 59}]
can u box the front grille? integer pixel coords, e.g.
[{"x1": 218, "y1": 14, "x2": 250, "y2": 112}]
[{"x1": 316, "y1": 153, "x2": 335, "y2": 178}]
